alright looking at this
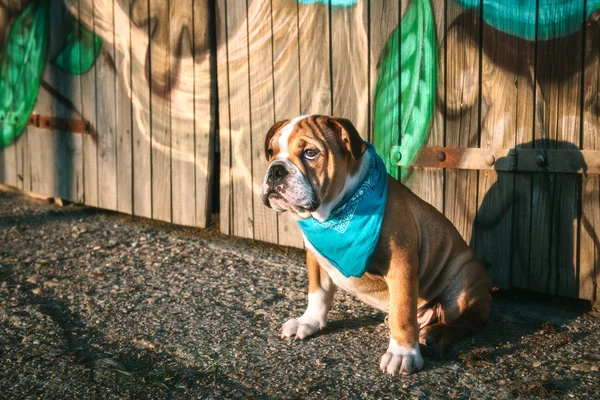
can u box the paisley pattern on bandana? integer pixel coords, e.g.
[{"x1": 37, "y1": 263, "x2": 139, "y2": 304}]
[
  {"x1": 298, "y1": 143, "x2": 388, "y2": 278},
  {"x1": 311, "y1": 153, "x2": 380, "y2": 234}
]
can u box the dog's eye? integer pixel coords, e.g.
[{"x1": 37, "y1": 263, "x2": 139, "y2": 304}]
[
  {"x1": 303, "y1": 149, "x2": 318, "y2": 160},
  {"x1": 267, "y1": 148, "x2": 273, "y2": 158}
]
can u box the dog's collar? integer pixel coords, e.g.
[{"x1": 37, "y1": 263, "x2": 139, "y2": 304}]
[{"x1": 298, "y1": 142, "x2": 388, "y2": 278}]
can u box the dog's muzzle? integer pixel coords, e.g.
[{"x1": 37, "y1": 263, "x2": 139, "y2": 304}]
[{"x1": 262, "y1": 161, "x2": 319, "y2": 215}]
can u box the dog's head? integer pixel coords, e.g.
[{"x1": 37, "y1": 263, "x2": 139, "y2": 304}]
[{"x1": 261, "y1": 115, "x2": 367, "y2": 221}]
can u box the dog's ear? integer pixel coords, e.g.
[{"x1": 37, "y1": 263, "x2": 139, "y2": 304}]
[
  {"x1": 264, "y1": 120, "x2": 289, "y2": 161},
  {"x1": 326, "y1": 117, "x2": 366, "y2": 160}
]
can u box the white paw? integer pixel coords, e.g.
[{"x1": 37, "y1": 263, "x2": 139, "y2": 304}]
[
  {"x1": 280, "y1": 316, "x2": 324, "y2": 340},
  {"x1": 379, "y1": 340, "x2": 424, "y2": 375}
]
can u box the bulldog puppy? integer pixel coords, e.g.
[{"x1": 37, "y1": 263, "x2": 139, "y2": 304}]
[{"x1": 262, "y1": 115, "x2": 492, "y2": 375}]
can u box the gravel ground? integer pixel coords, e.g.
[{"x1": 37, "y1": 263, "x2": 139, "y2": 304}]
[{"x1": 1, "y1": 190, "x2": 599, "y2": 400}]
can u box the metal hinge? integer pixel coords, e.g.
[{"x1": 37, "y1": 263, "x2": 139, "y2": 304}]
[
  {"x1": 26, "y1": 114, "x2": 90, "y2": 135},
  {"x1": 395, "y1": 147, "x2": 599, "y2": 174}
]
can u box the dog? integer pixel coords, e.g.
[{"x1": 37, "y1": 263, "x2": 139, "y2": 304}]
[{"x1": 262, "y1": 115, "x2": 492, "y2": 375}]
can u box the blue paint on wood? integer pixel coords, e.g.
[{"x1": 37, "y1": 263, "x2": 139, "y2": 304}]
[{"x1": 456, "y1": 0, "x2": 600, "y2": 40}]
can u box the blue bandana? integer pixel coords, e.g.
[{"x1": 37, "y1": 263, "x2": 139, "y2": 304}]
[{"x1": 297, "y1": 143, "x2": 388, "y2": 278}]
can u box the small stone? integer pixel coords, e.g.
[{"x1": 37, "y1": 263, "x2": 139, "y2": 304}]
[
  {"x1": 26, "y1": 275, "x2": 40, "y2": 284},
  {"x1": 532, "y1": 361, "x2": 542, "y2": 367},
  {"x1": 31, "y1": 287, "x2": 41, "y2": 295},
  {"x1": 32, "y1": 340, "x2": 40, "y2": 345},
  {"x1": 591, "y1": 366, "x2": 599, "y2": 372},
  {"x1": 93, "y1": 246, "x2": 101, "y2": 251},
  {"x1": 571, "y1": 363, "x2": 593, "y2": 372}
]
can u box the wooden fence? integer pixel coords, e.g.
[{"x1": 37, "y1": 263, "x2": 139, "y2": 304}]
[
  {"x1": 1, "y1": 0, "x2": 599, "y2": 301},
  {"x1": 216, "y1": 0, "x2": 600, "y2": 301},
  {"x1": 0, "y1": 0, "x2": 215, "y2": 228}
]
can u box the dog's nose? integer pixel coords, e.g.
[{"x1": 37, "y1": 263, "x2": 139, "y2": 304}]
[{"x1": 267, "y1": 163, "x2": 289, "y2": 183}]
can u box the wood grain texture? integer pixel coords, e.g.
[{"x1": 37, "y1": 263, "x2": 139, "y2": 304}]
[
  {"x1": 369, "y1": 0, "x2": 400, "y2": 145},
  {"x1": 216, "y1": 0, "x2": 232, "y2": 234},
  {"x1": 579, "y1": 15, "x2": 600, "y2": 301},
  {"x1": 402, "y1": 0, "x2": 443, "y2": 213},
  {"x1": 331, "y1": 0, "x2": 369, "y2": 139},
  {"x1": 272, "y1": 0, "x2": 304, "y2": 248},
  {"x1": 114, "y1": 0, "x2": 133, "y2": 214},
  {"x1": 194, "y1": 0, "x2": 214, "y2": 229},
  {"x1": 443, "y1": 7, "x2": 480, "y2": 247},
  {"x1": 14, "y1": 1, "x2": 30, "y2": 193},
  {"x1": 472, "y1": 14, "x2": 528, "y2": 289},
  {"x1": 510, "y1": 46, "x2": 535, "y2": 290},
  {"x1": 95, "y1": 0, "x2": 118, "y2": 210},
  {"x1": 529, "y1": 12, "x2": 584, "y2": 298},
  {"x1": 29, "y1": 0, "x2": 84, "y2": 201},
  {"x1": 171, "y1": 0, "x2": 197, "y2": 226},
  {"x1": 298, "y1": 1, "x2": 331, "y2": 116},
  {"x1": 226, "y1": 0, "x2": 253, "y2": 239},
  {"x1": 248, "y1": 0, "x2": 278, "y2": 243},
  {"x1": 81, "y1": 0, "x2": 98, "y2": 207},
  {"x1": 130, "y1": 0, "x2": 152, "y2": 219},
  {"x1": 149, "y1": 0, "x2": 172, "y2": 223},
  {"x1": 0, "y1": 0, "x2": 19, "y2": 191}
]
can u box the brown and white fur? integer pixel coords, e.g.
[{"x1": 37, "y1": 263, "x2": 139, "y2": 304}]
[{"x1": 262, "y1": 115, "x2": 492, "y2": 375}]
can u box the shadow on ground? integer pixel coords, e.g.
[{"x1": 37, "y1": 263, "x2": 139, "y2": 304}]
[{"x1": 1, "y1": 190, "x2": 599, "y2": 399}]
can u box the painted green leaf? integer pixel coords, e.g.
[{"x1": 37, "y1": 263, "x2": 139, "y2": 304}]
[
  {"x1": 0, "y1": 0, "x2": 49, "y2": 148},
  {"x1": 373, "y1": 0, "x2": 436, "y2": 180},
  {"x1": 52, "y1": 22, "x2": 102, "y2": 75}
]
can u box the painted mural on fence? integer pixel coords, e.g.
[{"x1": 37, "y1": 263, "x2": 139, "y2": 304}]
[
  {"x1": 372, "y1": 0, "x2": 600, "y2": 179},
  {"x1": 0, "y1": 0, "x2": 102, "y2": 148},
  {"x1": 0, "y1": 0, "x2": 214, "y2": 228}
]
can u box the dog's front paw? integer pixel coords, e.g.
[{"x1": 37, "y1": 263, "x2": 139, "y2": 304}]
[
  {"x1": 280, "y1": 316, "x2": 324, "y2": 340},
  {"x1": 379, "y1": 340, "x2": 424, "y2": 375}
]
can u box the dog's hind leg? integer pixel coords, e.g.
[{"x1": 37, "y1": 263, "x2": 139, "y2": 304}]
[{"x1": 419, "y1": 281, "x2": 492, "y2": 347}]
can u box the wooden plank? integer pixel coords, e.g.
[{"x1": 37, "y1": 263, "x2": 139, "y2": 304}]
[
  {"x1": 369, "y1": 0, "x2": 400, "y2": 145},
  {"x1": 529, "y1": 10, "x2": 584, "y2": 298},
  {"x1": 194, "y1": 0, "x2": 214, "y2": 229},
  {"x1": 29, "y1": 0, "x2": 83, "y2": 201},
  {"x1": 171, "y1": 0, "x2": 197, "y2": 226},
  {"x1": 225, "y1": 0, "x2": 253, "y2": 239},
  {"x1": 11, "y1": 0, "x2": 29, "y2": 192},
  {"x1": 95, "y1": 0, "x2": 117, "y2": 210},
  {"x1": 247, "y1": 0, "x2": 277, "y2": 243},
  {"x1": 0, "y1": 0, "x2": 19, "y2": 189},
  {"x1": 14, "y1": 127, "x2": 29, "y2": 191},
  {"x1": 472, "y1": 19, "x2": 521, "y2": 289},
  {"x1": 443, "y1": 5, "x2": 480, "y2": 246},
  {"x1": 579, "y1": 17, "x2": 599, "y2": 301},
  {"x1": 114, "y1": 0, "x2": 133, "y2": 214},
  {"x1": 216, "y1": 0, "x2": 231, "y2": 234},
  {"x1": 331, "y1": 0, "x2": 369, "y2": 139},
  {"x1": 59, "y1": 3, "x2": 84, "y2": 203},
  {"x1": 149, "y1": 0, "x2": 172, "y2": 223},
  {"x1": 298, "y1": 1, "x2": 331, "y2": 115},
  {"x1": 0, "y1": 128, "x2": 18, "y2": 188},
  {"x1": 401, "y1": 0, "x2": 444, "y2": 213},
  {"x1": 130, "y1": 0, "x2": 152, "y2": 218},
  {"x1": 81, "y1": 0, "x2": 98, "y2": 207},
  {"x1": 272, "y1": 0, "x2": 303, "y2": 248}
]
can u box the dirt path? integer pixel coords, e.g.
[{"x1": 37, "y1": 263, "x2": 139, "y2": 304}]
[{"x1": 1, "y1": 190, "x2": 599, "y2": 399}]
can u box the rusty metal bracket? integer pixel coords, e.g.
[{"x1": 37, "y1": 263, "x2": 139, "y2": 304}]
[
  {"x1": 396, "y1": 147, "x2": 600, "y2": 174},
  {"x1": 26, "y1": 114, "x2": 90, "y2": 134}
]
